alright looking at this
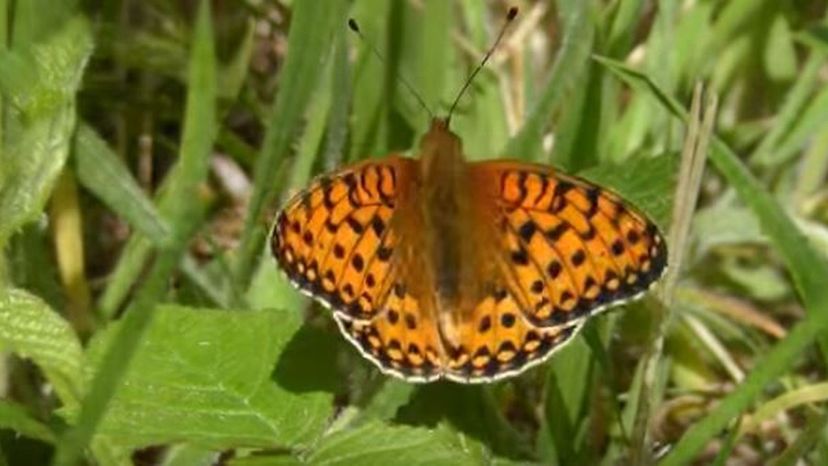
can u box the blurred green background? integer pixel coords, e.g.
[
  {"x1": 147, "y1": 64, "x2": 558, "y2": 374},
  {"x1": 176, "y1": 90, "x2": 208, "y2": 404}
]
[{"x1": 0, "y1": 0, "x2": 827, "y2": 464}]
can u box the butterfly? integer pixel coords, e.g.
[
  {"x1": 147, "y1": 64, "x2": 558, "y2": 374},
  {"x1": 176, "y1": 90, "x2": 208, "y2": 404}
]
[{"x1": 271, "y1": 116, "x2": 667, "y2": 384}]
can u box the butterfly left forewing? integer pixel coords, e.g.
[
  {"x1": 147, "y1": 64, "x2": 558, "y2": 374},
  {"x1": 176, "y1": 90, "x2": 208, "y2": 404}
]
[
  {"x1": 468, "y1": 160, "x2": 668, "y2": 329},
  {"x1": 273, "y1": 155, "x2": 450, "y2": 382},
  {"x1": 272, "y1": 156, "x2": 413, "y2": 320}
]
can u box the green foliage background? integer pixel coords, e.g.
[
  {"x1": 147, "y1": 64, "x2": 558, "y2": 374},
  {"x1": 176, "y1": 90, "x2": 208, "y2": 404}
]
[{"x1": 0, "y1": 0, "x2": 827, "y2": 465}]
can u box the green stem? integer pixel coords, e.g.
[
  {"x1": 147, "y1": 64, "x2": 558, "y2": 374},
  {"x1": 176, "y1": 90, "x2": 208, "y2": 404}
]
[{"x1": 0, "y1": 0, "x2": 7, "y2": 183}]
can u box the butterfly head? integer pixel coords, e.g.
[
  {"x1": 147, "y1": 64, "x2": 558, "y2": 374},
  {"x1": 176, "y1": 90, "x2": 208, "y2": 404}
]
[{"x1": 419, "y1": 118, "x2": 465, "y2": 178}]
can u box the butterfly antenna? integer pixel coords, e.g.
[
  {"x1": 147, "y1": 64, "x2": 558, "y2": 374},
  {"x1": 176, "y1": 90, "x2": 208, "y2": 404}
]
[
  {"x1": 446, "y1": 6, "x2": 518, "y2": 125},
  {"x1": 348, "y1": 19, "x2": 434, "y2": 120}
]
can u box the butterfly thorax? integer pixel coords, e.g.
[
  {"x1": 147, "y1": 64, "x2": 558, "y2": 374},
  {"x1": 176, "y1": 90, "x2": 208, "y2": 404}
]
[{"x1": 417, "y1": 119, "x2": 488, "y2": 346}]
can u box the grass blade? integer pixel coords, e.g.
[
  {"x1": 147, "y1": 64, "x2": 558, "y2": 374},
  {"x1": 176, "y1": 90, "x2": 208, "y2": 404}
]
[
  {"x1": 233, "y1": 1, "x2": 349, "y2": 297},
  {"x1": 592, "y1": 55, "x2": 828, "y2": 465},
  {"x1": 51, "y1": 3, "x2": 217, "y2": 464},
  {"x1": 73, "y1": 122, "x2": 170, "y2": 245},
  {"x1": 504, "y1": 0, "x2": 593, "y2": 160}
]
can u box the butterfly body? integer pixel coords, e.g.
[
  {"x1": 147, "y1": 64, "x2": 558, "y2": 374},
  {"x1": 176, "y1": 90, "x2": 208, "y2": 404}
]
[
  {"x1": 417, "y1": 119, "x2": 491, "y2": 346},
  {"x1": 272, "y1": 118, "x2": 667, "y2": 383}
]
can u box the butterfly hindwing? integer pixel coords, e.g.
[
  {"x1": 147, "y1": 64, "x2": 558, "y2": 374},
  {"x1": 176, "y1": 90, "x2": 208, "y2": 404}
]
[
  {"x1": 469, "y1": 161, "x2": 668, "y2": 329},
  {"x1": 442, "y1": 286, "x2": 582, "y2": 383},
  {"x1": 334, "y1": 282, "x2": 445, "y2": 382}
]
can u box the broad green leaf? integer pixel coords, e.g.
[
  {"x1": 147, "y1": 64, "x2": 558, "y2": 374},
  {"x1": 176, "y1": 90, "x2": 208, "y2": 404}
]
[
  {"x1": 541, "y1": 336, "x2": 592, "y2": 465},
  {"x1": 88, "y1": 305, "x2": 332, "y2": 450},
  {"x1": 0, "y1": 16, "x2": 92, "y2": 246},
  {"x1": 397, "y1": 384, "x2": 532, "y2": 459},
  {"x1": 10, "y1": 0, "x2": 78, "y2": 47},
  {"x1": 579, "y1": 153, "x2": 678, "y2": 230},
  {"x1": 304, "y1": 422, "x2": 479, "y2": 466},
  {"x1": 355, "y1": 380, "x2": 416, "y2": 424},
  {"x1": 246, "y1": 250, "x2": 304, "y2": 313},
  {"x1": 692, "y1": 201, "x2": 765, "y2": 256},
  {"x1": 229, "y1": 454, "x2": 302, "y2": 466},
  {"x1": 0, "y1": 288, "x2": 84, "y2": 407},
  {"x1": 451, "y1": 0, "x2": 509, "y2": 158}
]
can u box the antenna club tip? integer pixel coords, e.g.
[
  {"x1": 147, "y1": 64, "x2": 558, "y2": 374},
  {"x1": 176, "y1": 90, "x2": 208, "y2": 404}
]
[
  {"x1": 507, "y1": 7, "x2": 518, "y2": 20},
  {"x1": 347, "y1": 18, "x2": 360, "y2": 32}
]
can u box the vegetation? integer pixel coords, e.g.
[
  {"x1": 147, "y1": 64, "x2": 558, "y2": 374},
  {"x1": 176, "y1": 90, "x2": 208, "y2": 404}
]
[{"x1": 0, "y1": 0, "x2": 827, "y2": 464}]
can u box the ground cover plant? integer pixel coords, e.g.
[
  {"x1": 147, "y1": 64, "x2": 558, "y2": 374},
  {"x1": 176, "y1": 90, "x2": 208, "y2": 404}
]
[{"x1": 0, "y1": 0, "x2": 827, "y2": 465}]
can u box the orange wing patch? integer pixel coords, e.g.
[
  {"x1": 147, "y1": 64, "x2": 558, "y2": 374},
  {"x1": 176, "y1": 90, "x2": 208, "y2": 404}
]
[
  {"x1": 272, "y1": 157, "x2": 415, "y2": 319},
  {"x1": 469, "y1": 161, "x2": 667, "y2": 328},
  {"x1": 334, "y1": 285, "x2": 445, "y2": 382},
  {"x1": 442, "y1": 288, "x2": 580, "y2": 383}
]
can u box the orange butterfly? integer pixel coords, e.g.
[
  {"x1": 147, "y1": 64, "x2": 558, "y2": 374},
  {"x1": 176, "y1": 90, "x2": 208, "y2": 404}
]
[
  {"x1": 271, "y1": 11, "x2": 667, "y2": 384},
  {"x1": 271, "y1": 118, "x2": 666, "y2": 383}
]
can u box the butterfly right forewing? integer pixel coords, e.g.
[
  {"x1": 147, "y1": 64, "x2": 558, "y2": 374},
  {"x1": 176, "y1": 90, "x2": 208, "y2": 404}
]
[{"x1": 468, "y1": 160, "x2": 668, "y2": 329}]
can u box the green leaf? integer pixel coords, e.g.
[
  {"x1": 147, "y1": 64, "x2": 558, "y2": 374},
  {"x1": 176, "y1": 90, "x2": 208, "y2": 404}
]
[
  {"x1": 692, "y1": 201, "x2": 765, "y2": 256},
  {"x1": 419, "y1": 0, "x2": 451, "y2": 113},
  {"x1": 356, "y1": 380, "x2": 416, "y2": 424},
  {"x1": 578, "y1": 153, "x2": 678, "y2": 230},
  {"x1": 0, "y1": 397, "x2": 56, "y2": 444},
  {"x1": 763, "y1": 15, "x2": 797, "y2": 81},
  {"x1": 9, "y1": 0, "x2": 77, "y2": 47},
  {"x1": 229, "y1": 456, "x2": 302, "y2": 466},
  {"x1": 304, "y1": 422, "x2": 479, "y2": 466},
  {"x1": 0, "y1": 15, "x2": 92, "y2": 246},
  {"x1": 86, "y1": 305, "x2": 332, "y2": 450},
  {"x1": 541, "y1": 336, "x2": 592, "y2": 464},
  {"x1": 0, "y1": 288, "x2": 84, "y2": 407},
  {"x1": 73, "y1": 122, "x2": 171, "y2": 246},
  {"x1": 397, "y1": 384, "x2": 532, "y2": 459}
]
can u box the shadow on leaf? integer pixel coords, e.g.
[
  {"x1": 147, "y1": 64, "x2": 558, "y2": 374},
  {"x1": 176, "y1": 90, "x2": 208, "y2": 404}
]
[
  {"x1": 395, "y1": 382, "x2": 535, "y2": 461},
  {"x1": 272, "y1": 322, "x2": 344, "y2": 394}
]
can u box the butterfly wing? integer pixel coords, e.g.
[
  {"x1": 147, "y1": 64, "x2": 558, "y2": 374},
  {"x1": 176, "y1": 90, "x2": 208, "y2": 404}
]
[
  {"x1": 441, "y1": 285, "x2": 582, "y2": 383},
  {"x1": 467, "y1": 160, "x2": 668, "y2": 329},
  {"x1": 334, "y1": 288, "x2": 444, "y2": 382},
  {"x1": 272, "y1": 157, "x2": 446, "y2": 381},
  {"x1": 273, "y1": 158, "x2": 405, "y2": 318}
]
